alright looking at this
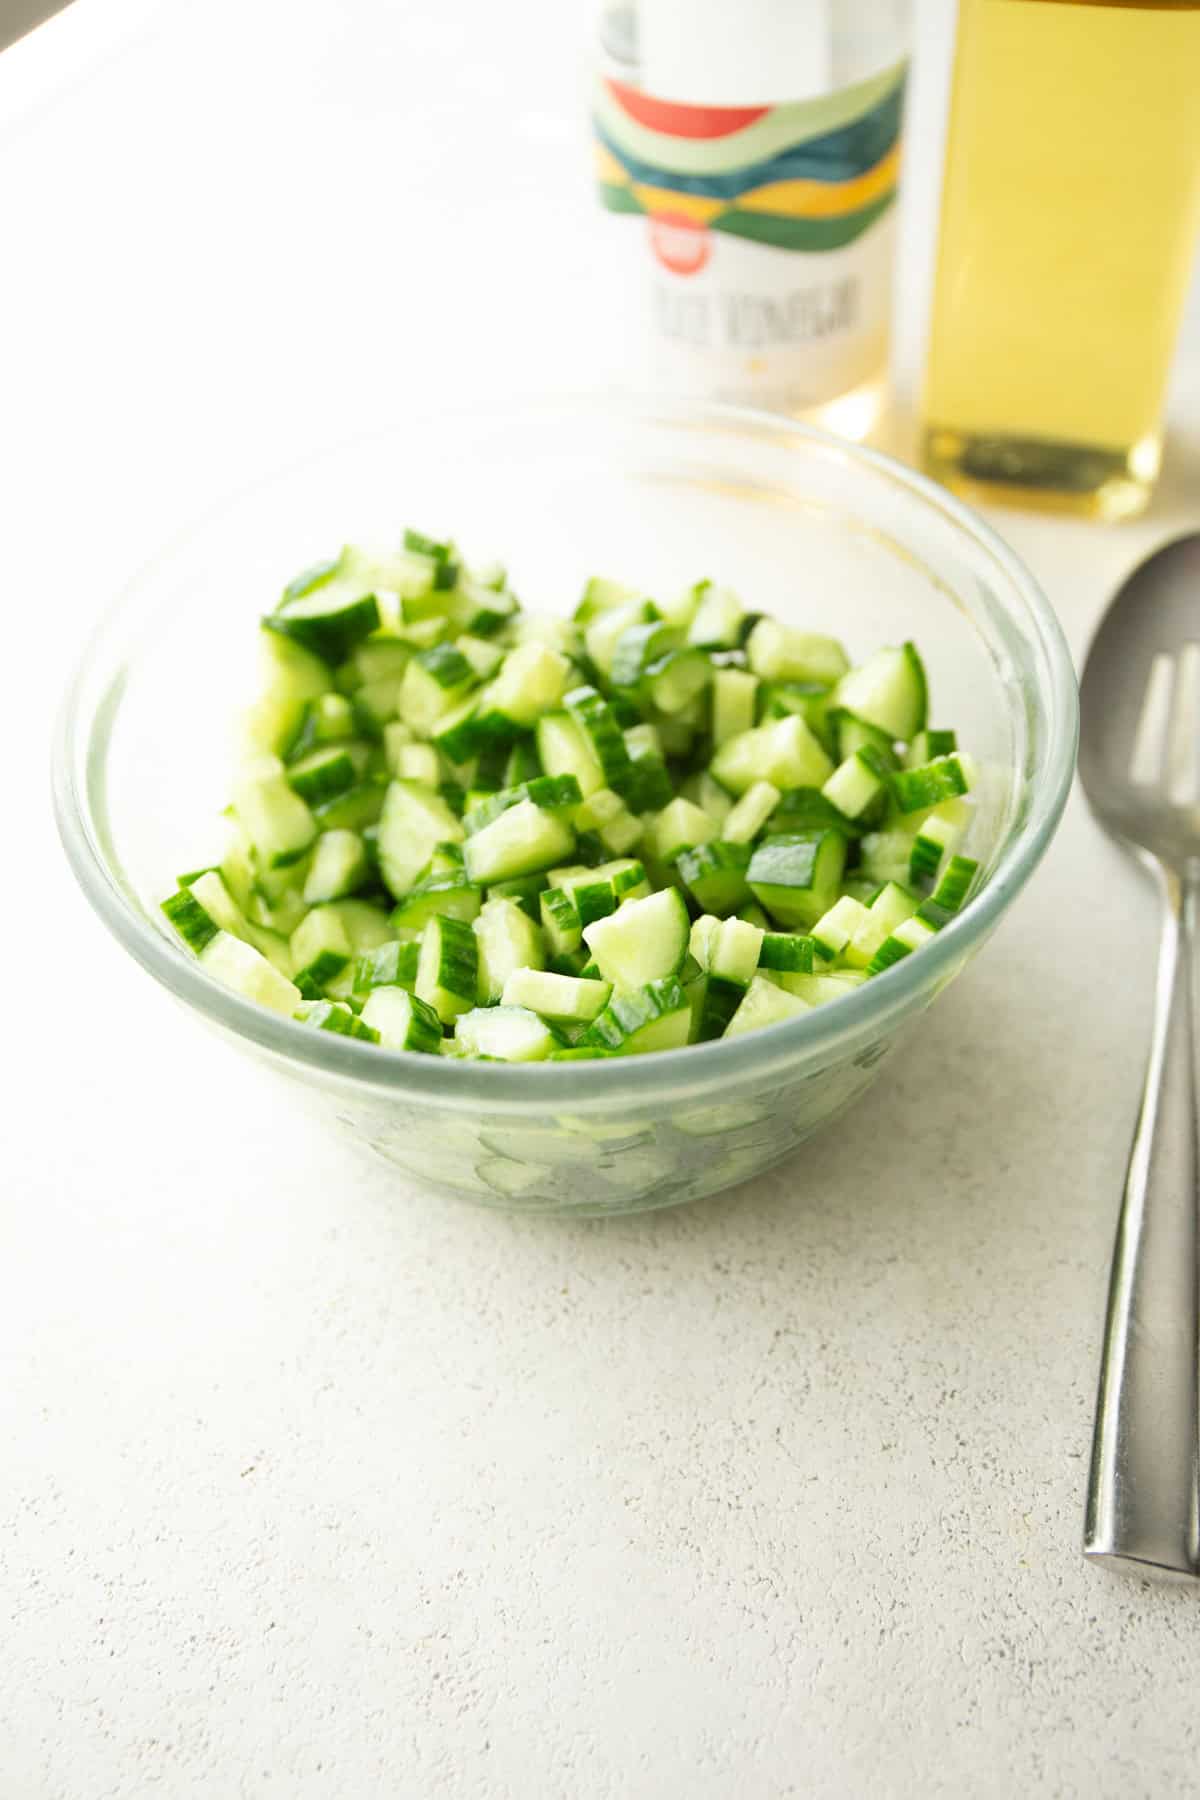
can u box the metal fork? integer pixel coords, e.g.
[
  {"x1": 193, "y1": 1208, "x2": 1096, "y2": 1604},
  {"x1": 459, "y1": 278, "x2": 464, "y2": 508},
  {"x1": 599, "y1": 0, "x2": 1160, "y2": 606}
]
[{"x1": 1079, "y1": 532, "x2": 1200, "y2": 1581}]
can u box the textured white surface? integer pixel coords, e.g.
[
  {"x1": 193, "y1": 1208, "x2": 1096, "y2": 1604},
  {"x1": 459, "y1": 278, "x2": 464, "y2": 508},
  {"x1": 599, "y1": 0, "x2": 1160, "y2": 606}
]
[{"x1": 5, "y1": 1, "x2": 1200, "y2": 1795}]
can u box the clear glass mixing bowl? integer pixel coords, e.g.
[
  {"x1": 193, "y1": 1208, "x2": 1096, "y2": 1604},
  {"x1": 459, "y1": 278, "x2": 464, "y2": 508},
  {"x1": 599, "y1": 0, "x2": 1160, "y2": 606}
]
[{"x1": 53, "y1": 401, "x2": 1077, "y2": 1215}]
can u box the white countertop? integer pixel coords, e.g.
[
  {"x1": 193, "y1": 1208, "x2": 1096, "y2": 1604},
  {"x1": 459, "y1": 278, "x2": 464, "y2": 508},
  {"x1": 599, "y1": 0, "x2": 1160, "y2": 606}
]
[{"x1": 6, "y1": 2, "x2": 1200, "y2": 1794}]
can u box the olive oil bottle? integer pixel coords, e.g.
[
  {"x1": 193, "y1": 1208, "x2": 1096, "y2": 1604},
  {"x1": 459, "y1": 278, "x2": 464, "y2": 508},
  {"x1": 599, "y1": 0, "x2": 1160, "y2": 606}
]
[{"x1": 922, "y1": 0, "x2": 1200, "y2": 519}]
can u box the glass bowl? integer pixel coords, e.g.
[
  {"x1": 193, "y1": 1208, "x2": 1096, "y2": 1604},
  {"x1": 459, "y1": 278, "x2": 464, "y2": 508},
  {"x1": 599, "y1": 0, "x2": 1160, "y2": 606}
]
[{"x1": 53, "y1": 401, "x2": 1077, "y2": 1216}]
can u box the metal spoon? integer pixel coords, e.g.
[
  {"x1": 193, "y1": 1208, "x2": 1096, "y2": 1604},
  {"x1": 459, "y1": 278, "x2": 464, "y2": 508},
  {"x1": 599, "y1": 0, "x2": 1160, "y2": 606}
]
[{"x1": 1080, "y1": 531, "x2": 1200, "y2": 1581}]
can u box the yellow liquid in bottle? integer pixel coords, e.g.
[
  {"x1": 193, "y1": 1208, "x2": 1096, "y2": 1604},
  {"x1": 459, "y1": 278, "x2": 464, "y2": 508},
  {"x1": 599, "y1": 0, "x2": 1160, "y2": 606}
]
[{"x1": 922, "y1": 0, "x2": 1200, "y2": 518}]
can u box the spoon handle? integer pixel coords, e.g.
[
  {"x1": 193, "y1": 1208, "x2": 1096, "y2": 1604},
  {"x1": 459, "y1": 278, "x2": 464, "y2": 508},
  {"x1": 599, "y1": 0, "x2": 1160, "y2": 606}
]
[{"x1": 1085, "y1": 865, "x2": 1200, "y2": 1577}]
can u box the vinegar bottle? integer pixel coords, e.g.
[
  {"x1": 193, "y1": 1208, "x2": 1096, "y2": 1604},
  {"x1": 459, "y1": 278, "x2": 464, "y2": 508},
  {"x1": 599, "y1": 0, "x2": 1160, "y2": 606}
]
[
  {"x1": 922, "y1": 0, "x2": 1200, "y2": 520},
  {"x1": 594, "y1": 0, "x2": 912, "y2": 440}
]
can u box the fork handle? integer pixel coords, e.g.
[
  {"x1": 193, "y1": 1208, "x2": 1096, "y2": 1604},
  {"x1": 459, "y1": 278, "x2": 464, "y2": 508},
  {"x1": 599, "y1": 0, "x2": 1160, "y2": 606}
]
[{"x1": 1085, "y1": 863, "x2": 1200, "y2": 1577}]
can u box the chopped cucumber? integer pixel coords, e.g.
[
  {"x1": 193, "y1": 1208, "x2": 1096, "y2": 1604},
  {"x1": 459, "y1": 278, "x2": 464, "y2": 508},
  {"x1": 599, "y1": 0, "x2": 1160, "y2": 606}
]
[
  {"x1": 462, "y1": 799, "x2": 575, "y2": 885},
  {"x1": 834, "y1": 643, "x2": 927, "y2": 742},
  {"x1": 500, "y1": 968, "x2": 612, "y2": 1023},
  {"x1": 725, "y1": 975, "x2": 811, "y2": 1037},
  {"x1": 583, "y1": 888, "x2": 690, "y2": 990},
  {"x1": 578, "y1": 978, "x2": 691, "y2": 1055},
  {"x1": 474, "y1": 896, "x2": 545, "y2": 1003},
  {"x1": 747, "y1": 830, "x2": 847, "y2": 930},
  {"x1": 199, "y1": 931, "x2": 302, "y2": 1016},
  {"x1": 711, "y1": 715, "x2": 833, "y2": 796},
  {"x1": 415, "y1": 914, "x2": 479, "y2": 1023},
  {"x1": 170, "y1": 539, "x2": 985, "y2": 1059},
  {"x1": 360, "y1": 985, "x2": 443, "y2": 1052},
  {"x1": 454, "y1": 1005, "x2": 558, "y2": 1062}
]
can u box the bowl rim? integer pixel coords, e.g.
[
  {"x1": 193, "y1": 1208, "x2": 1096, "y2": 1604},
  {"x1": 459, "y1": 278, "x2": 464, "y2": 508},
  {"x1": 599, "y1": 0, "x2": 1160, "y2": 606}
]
[{"x1": 53, "y1": 397, "x2": 1079, "y2": 1110}]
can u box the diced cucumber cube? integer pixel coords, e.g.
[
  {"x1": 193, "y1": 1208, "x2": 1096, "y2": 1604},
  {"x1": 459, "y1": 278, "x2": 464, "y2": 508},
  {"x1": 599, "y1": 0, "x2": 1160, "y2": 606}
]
[
  {"x1": 462, "y1": 799, "x2": 575, "y2": 886},
  {"x1": 583, "y1": 887, "x2": 690, "y2": 990},
  {"x1": 500, "y1": 968, "x2": 612, "y2": 1022},
  {"x1": 454, "y1": 1005, "x2": 558, "y2": 1062},
  {"x1": 360, "y1": 985, "x2": 443, "y2": 1052},
  {"x1": 745, "y1": 620, "x2": 850, "y2": 685},
  {"x1": 724, "y1": 974, "x2": 811, "y2": 1038},
  {"x1": 747, "y1": 829, "x2": 847, "y2": 929},
  {"x1": 303, "y1": 830, "x2": 368, "y2": 904},
  {"x1": 710, "y1": 714, "x2": 833, "y2": 796},
  {"x1": 199, "y1": 931, "x2": 302, "y2": 1016}
]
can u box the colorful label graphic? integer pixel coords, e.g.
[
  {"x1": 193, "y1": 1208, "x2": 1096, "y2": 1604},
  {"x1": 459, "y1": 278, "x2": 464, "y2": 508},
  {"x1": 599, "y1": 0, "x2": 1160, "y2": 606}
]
[{"x1": 595, "y1": 59, "x2": 907, "y2": 409}]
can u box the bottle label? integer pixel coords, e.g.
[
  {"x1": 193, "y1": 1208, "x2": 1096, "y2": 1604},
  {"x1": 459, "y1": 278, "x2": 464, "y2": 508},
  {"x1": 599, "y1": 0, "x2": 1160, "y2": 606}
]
[{"x1": 594, "y1": 58, "x2": 906, "y2": 410}]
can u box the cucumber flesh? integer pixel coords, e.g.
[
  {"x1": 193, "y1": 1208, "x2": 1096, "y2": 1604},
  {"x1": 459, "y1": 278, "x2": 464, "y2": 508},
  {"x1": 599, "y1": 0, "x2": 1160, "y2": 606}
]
[{"x1": 172, "y1": 540, "x2": 982, "y2": 1060}]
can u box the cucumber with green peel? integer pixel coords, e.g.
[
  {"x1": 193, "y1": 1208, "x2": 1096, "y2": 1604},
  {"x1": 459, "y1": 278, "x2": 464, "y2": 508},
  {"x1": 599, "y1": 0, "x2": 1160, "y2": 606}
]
[
  {"x1": 415, "y1": 914, "x2": 479, "y2": 1022},
  {"x1": 353, "y1": 938, "x2": 421, "y2": 996},
  {"x1": 585, "y1": 598, "x2": 659, "y2": 677},
  {"x1": 284, "y1": 692, "x2": 358, "y2": 762},
  {"x1": 454, "y1": 1005, "x2": 560, "y2": 1062},
  {"x1": 906, "y1": 728, "x2": 957, "y2": 767},
  {"x1": 643, "y1": 797, "x2": 717, "y2": 865},
  {"x1": 360, "y1": 984, "x2": 443, "y2": 1052},
  {"x1": 674, "y1": 841, "x2": 752, "y2": 916},
  {"x1": 377, "y1": 780, "x2": 463, "y2": 900},
  {"x1": 265, "y1": 573, "x2": 382, "y2": 664},
  {"x1": 233, "y1": 758, "x2": 317, "y2": 869},
  {"x1": 572, "y1": 787, "x2": 642, "y2": 856},
  {"x1": 725, "y1": 975, "x2": 812, "y2": 1037},
  {"x1": 539, "y1": 886, "x2": 583, "y2": 955},
  {"x1": 687, "y1": 583, "x2": 744, "y2": 650},
  {"x1": 711, "y1": 667, "x2": 759, "y2": 746},
  {"x1": 757, "y1": 932, "x2": 817, "y2": 973},
  {"x1": 289, "y1": 906, "x2": 352, "y2": 997},
  {"x1": 173, "y1": 540, "x2": 984, "y2": 1058},
  {"x1": 748, "y1": 830, "x2": 847, "y2": 930},
  {"x1": 536, "y1": 710, "x2": 605, "y2": 798},
  {"x1": 390, "y1": 742, "x2": 441, "y2": 788},
  {"x1": 578, "y1": 977, "x2": 692, "y2": 1055},
  {"x1": 770, "y1": 787, "x2": 856, "y2": 839},
  {"x1": 462, "y1": 799, "x2": 575, "y2": 885},
  {"x1": 294, "y1": 999, "x2": 380, "y2": 1042},
  {"x1": 710, "y1": 714, "x2": 833, "y2": 796},
  {"x1": 686, "y1": 969, "x2": 747, "y2": 1041},
  {"x1": 563, "y1": 686, "x2": 634, "y2": 793},
  {"x1": 463, "y1": 774, "x2": 582, "y2": 837},
  {"x1": 583, "y1": 887, "x2": 690, "y2": 990},
  {"x1": 198, "y1": 930, "x2": 302, "y2": 1015},
  {"x1": 244, "y1": 628, "x2": 332, "y2": 758},
  {"x1": 474, "y1": 897, "x2": 546, "y2": 1002},
  {"x1": 574, "y1": 575, "x2": 641, "y2": 624},
  {"x1": 745, "y1": 619, "x2": 850, "y2": 685},
  {"x1": 303, "y1": 829, "x2": 369, "y2": 904},
  {"x1": 162, "y1": 885, "x2": 221, "y2": 954},
  {"x1": 822, "y1": 749, "x2": 890, "y2": 821},
  {"x1": 834, "y1": 642, "x2": 927, "y2": 742},
  {"x1": 286, "y1": 743, "x2": 369, "y2": 807},
  {"x1": 182, "y1": 869, "x2": 295, "y2": 976},
  {"x1": 809, "y1": 894, "x2": 872, "y2": 962},
  {"x1": 842, "y1": 881, "x2": 919, "y2": 970},
  {"x1": 398, "y1": 643, "x2": 477, "y2": 735},
  {"x1": 773, "y1": 969, "x2": 868, "y2": 1005},
  {"x1": 622, "y1": 740, "x2": 674, "y2": 812},
  {"x1": 757, "y1": 681, "x2": 838, "y2": 753},
  {"x1": 390, "y1": 874, "x2": 482, "y2": 932},
  {"x1": 311, "y1": 777, "x2": 387, "y2": 834},
  {"x1": 320, "y1": 897, "x2": 398, "y2": 953},
  {"x1": 500, "y1": 968, "x2": 612, "y2": 1023},
  {"x1": 722, "y1": 781, "x2": 780, "y2": 845},
  {"x1": 644, "y1": 647, "x2": 711, "y2": 716},
  {"x1": 888, "y1": 753, "x2": 976, "y2": 814}
]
